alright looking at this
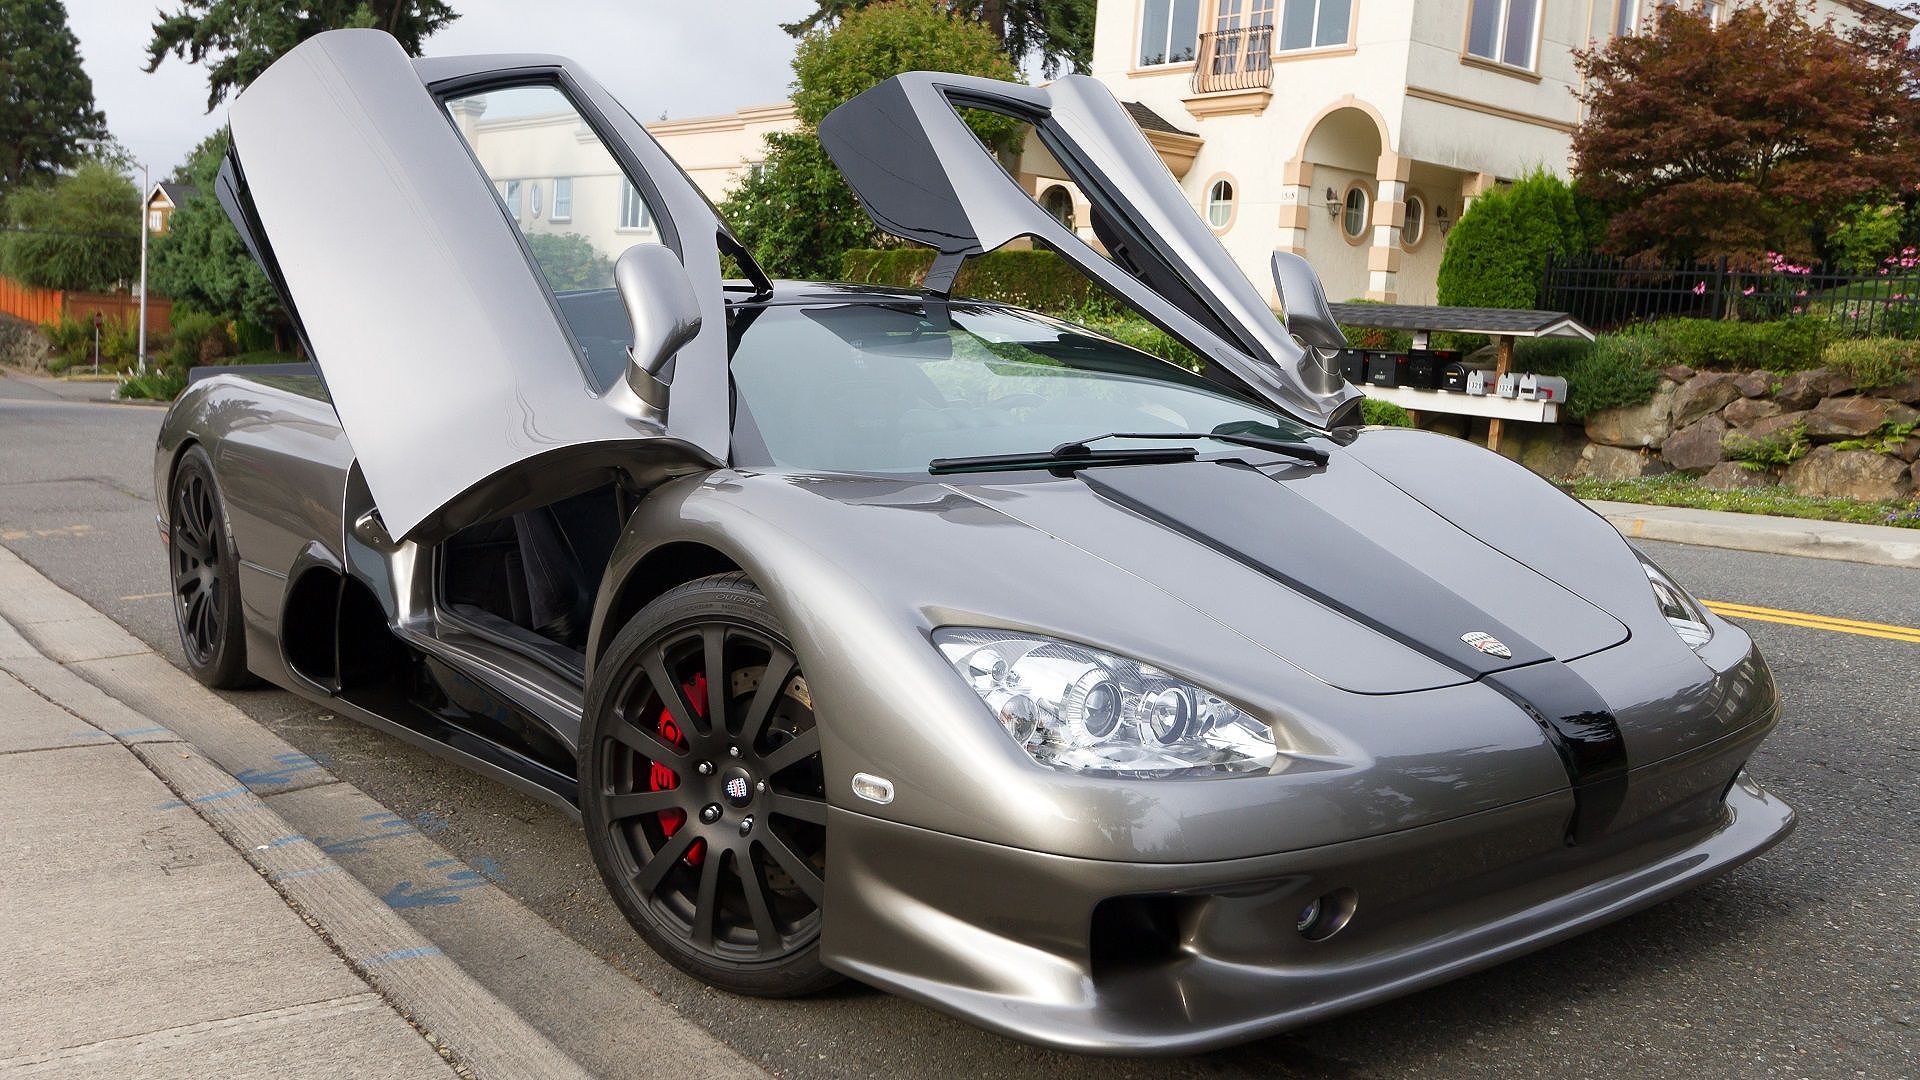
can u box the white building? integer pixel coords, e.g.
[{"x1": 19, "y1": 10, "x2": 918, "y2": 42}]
[
  {"x1": 480, "y1": 1, "x2": 1904, "y2": 303},
  {"x1": 1087, "y1": 0, "x2": 1903, "y2": 305}
]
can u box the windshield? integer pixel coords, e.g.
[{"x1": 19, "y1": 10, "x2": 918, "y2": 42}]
[{"x1": 728, "y1": 302, "x2": 1316, "y2": 474}]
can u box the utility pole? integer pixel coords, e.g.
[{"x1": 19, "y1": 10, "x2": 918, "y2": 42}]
[{"x1": 135, "y1": 159, "x2": 149, "y2": 374}]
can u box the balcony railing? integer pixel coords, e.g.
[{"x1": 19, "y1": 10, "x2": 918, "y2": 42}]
[{"x1": 1191, "y1": 25, "x2": 1274, "y2": 95}]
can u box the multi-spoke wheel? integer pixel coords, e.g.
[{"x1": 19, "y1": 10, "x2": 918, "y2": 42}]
[
  {"x1": 169, "y1": 445, "x2": 251, "y2": 688},
  {"x1": 581, "y1": 573, "x2": 839, "y2": 996}
]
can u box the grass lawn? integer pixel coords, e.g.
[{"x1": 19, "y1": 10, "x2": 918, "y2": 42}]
[{"x1": 1562, "y1": 473, "x2": 1920, "y2": 529}]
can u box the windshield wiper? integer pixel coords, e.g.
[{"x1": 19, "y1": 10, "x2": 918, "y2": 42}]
[
  {"x1": 1055, "y1": 431, "x2": 1330, "y2": 465},
  {"x1": 928, "y1": 446, "x2": 1199, "y2": 475}
]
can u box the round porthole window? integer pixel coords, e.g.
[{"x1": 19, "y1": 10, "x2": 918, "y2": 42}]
[
  {"x1": 1040, "y1": 185, "x2": 1075, "y2": 230},
  {"x1": 1403, "y1": 193, "x2": 1425, "y2": 248},
  {"x1": 1343, "y1": 185, "x2": 1370, "y2": 241},
  {"x1": 1207, "y1": 178, "x2": 1235, "y2": 230}
]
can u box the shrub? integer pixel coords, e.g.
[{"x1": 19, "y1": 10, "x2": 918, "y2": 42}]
[
  {"x1": 1723, "y1": 421, "x2": 1810, "y2": 470},
  {"x1": 1828, "y1": 202, "x2": 1907, "y2": 275},
  {"x1": 840, "y1": 248, "x2": 1117, "y2": 315},
  {"x1": 165, "y1": 307, "x2": 234, "y2": 373},
  {"x1": 1360, "y1": 399, "x2": 1413, "y2": 427},
  {"x1": 1821, "y1": 337, "x2": 1920, "y2": 389},
  {"x1": 114, "y1": 368, "x2": 187, "y2": 401},
  {"x1": 1640, "y1": 317, "x2": 1832, "y2": 371},
  {"x1": 1436, "y1": 169, "x2": 1602, "y2": 312},
  {"x1": 1516, "y1": 334, "x2": 1665, "y2": 419}
]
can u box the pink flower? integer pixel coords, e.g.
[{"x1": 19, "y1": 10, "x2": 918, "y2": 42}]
[
  {"x1": 1896, "y1": 293, "x2": 1910, "y2": 301},
  {"x1": 1792, "y1": 306, "x2": 1804, "y2": 314},
  {"x1": 1742, "y1": 286, "x2": 1756, "y2": 296},
  {"x1": 1795, "y1": 289, "x2": 1808, "y2": 297},
  {"x1": 1693, "y1": 281, "x2": 1708, "y2": 295}
]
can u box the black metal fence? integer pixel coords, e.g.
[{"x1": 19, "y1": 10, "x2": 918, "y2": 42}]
[{"x1": 1540, "y1": 254, "x2": 1920, "y2": 337}]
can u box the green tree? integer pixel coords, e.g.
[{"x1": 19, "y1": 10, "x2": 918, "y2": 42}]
[
  {"x1": 148, "y1": 130, "x2": 286, "y2": 340},
  {"x1": 1437, "y1": 170, "x2": 1603, "y2": 310},
  {"x1": 0, "y1": 0, "x2": 108, "y2": 195},
  {"x1": 783, "y1": 0, "x2": 1093, "y2": 77},
  {"x1": 146, "y1": 0, "x2": 459, "y2": 111},
  {"x1": 725, "y1": 0, "x2": 1020, "y2": 279},
  {"x1": 1573, "y1": 0, "x2": 1920, "y2": 262},
  {"x1": 0, "y1": 160, "x2": 139, "y2": 291},
  {"x1": 525, "y1": 232, "x2": 612, "y2": 292}
]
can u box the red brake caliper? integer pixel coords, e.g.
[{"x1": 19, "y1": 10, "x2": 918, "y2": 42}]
[{"x1": 648, "y1": 671, "x2": 708, "y2": 866}]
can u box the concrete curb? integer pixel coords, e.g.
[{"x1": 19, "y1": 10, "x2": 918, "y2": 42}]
[
  {"x1": 1585, "y1": 499, "x2": 1920, "y2": 570},
  {"x1": 0, "y1": 557, "x2": 593, "y2": 1080}
]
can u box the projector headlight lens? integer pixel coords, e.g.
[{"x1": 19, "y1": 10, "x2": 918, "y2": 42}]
[{"x1": 934, "y1": 628, "x2": 1276, "y2": 777}]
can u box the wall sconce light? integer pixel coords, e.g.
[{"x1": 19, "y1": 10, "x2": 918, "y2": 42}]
[
  {"x1": 1324, "y1": 187, "x2": 1341, "y2": 220},
  {"x1": 1435, "y1": 203, "x2": 1452, "y2": 236}
]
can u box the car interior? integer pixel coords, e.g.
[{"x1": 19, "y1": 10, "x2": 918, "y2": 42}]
[{"x1": 438, "y1": 482, "x2": 628, "y2": 661}]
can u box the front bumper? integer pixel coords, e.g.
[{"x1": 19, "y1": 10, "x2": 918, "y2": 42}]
[{"x1": 821, "y1": 762, "x2": 1793, "y2": 1054}]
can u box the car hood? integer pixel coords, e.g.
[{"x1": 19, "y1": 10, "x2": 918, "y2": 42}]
[{"x1": 947, "y1": 451, "x2": 1629, "y2": 696}]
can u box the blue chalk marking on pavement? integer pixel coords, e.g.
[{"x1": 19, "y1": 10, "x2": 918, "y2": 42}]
[
  {"x1": 413, "y1": 811, "x2": 452, "y2": 836},
  {"x1": 382, "y1": 857, "x2": 505, "y2": 909},
  {"x1": 69, "y1": 727, "x2": 169, "y2": 739},
  {"x1": 314, "y1": 813, "x2": 414, "y2": 855},
  {"x1": 153, "y1": 786, "x2": 247, "y2": 811},
  {"x1": 262, "y1": 834, "x2": 306, "y2": 848},
  {"x1": 233, "y1": 752, "x2": 322, "y2": 787},
  {"x1": 360, "y1": 946, "x2": 443, "y2": 967}
]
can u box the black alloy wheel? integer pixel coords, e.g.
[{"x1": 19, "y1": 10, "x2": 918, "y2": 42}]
[
  {"x1": 169, "y1": 446, "x2": 251, "y2": 688},
  {"x1": 581, "y1": 573, "x2": 838, "y2": 996}
]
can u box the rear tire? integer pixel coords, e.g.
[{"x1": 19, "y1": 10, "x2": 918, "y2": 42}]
[
  {"x1": 580, "y1": 573, "x2": 839, "y2": 997},
  {"x1": 168, "y1": 445, "x2": 252, "y2": 689}
]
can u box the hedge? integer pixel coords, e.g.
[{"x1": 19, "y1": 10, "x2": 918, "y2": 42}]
[{"x1": 839, "y1": 248, "x2": 1114, "y2": 316}]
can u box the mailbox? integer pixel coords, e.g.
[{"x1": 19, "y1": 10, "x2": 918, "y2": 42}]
[
  {"x1": 1496, "y1": 372, "x2": 1520, "y2": 398},
  {"x1": 1526, "y1": 374, "x2": 1570, "y2": 403},
  {"x1": 1366, "y1": 351, "x2": 1406, "y2": 388},
  {"x1": 1334, "y1": 348, "x2": 1368, "y2": 385},
  {"x1": 1405, "y1": 349, "x2": 1458, "y2": 391},
  {"x1": 1440, "y1": 362, "x2": 1470, "y2": 391},
  {"x1": 1465, "y1": 369, "x2": 1489, "y2": 396},
  {"x1": 1517, "y1": 373, "x2": 1539, "y2": 400}
]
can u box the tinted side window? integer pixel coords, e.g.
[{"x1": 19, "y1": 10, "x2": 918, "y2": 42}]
[{"x1": 446, "y1": 83, "x2": 663, "y2": 387}]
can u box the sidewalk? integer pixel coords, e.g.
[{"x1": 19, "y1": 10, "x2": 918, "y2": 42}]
[
  {"x1": 1585, "y1": 499, "x2": 1920, "y2": 570},
  {"x1": 0, "y1": 549, "x2": 597, "y2": 1079},
  {"x1": 0, "y1": 368, "x2": 120, "y2": 404}
]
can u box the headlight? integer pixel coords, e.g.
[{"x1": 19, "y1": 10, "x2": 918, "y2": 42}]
[
  {"x1": 1639, "y1": 556, "x2": 1713, "y2": 650},
  {"x1": 933, "y1": 628, "x2": 1276, "y2": 777}
]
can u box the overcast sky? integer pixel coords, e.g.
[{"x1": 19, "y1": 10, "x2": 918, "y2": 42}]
[{"x1": 65, "y1": 0, "x2": 817, "y2": 179}]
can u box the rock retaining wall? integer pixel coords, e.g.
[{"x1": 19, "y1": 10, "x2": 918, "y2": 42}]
[{"x1": 1465, "y1": 367, "x2": 1920, "y2": 501}]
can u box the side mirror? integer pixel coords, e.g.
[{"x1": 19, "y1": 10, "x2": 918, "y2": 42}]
[
  {"x1": 1270, "y1": 251, "x2": 1345, "y2": 351},
  {"x1": 614, "y1": 243, "x2": 703, "y2": 413}
]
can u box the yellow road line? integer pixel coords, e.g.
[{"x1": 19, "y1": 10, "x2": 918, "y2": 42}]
[{"x1": 1702, "y1": 600, "x2": 1920, "y2": 644}]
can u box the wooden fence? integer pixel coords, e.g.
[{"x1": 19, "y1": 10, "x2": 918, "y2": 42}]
[{"x1": 0, "y1": 276, "x2": 172, "y2": 335}]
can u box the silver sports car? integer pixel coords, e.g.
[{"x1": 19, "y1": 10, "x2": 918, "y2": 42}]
[{"x1": 155, "y1": 29, "x2": 1793, "y2": 1054}]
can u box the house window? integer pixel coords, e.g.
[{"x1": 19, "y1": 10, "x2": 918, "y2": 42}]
[
  {"x1": 1278, "y1": 0, "x2": 1351, "y2": 51},
  {"x1": 1138, "y1": 0, "x2": 1201, "y2": 65},
  {"x1": 1342, "y1": 184, "x2": 1370, "y2": 241},
  {"x1": 620, "y1": 178, "x2": 651, "y2": 231},
  {"x1": 1040, "y1": 185, "x2": 1075, "y2": 230},
  {"x1": 503, "y1": 179, "x2": 522, "y2": 221},
  {"x1": 1402, "y1": 193, "x2": 1426, "y2": 249},
  {"x1": 148, "y1": 209, "x2": 165, "y2": 232},
  {"x1": 1466, "y1": 0, "x2": 1539, "y2": 69},
  {"x1": 1206, "y1": 177, "x2": 1235, "y2": 230},
  {"x1": 551, "y1": 177, "x2": 572, "y2": 222}
]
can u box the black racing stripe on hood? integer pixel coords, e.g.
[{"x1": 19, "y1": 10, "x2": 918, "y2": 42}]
[
  {"x1": 1483, "y1": 663, "x2": 1629, "y2": 843},
  {"x1": 1080, "y1": 458, "x2": 1630, "y2": 842},
  {"x1": 1078, "y1": 460, "x2": 1548, "y2": 679}
]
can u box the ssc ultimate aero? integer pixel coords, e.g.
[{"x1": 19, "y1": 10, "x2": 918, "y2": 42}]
[{"x1": 156, "y1": 29, "x2": 1795, "y2": 1054}]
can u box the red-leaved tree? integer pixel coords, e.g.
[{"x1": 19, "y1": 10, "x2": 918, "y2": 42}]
[{"x1": 1573, "y1": 0, "x2": 1920, "y2": 264}]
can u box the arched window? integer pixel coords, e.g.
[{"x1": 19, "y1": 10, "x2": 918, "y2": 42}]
[
  {"x1": 1206, "y1": 177, "x2": 1235, "y2": 230},
  {"x1": 1402, "y1": 193, "x2": 1426, "y2": 249},
  {"x1": 1342, "y1": 183, "x2": 1370, "y2": 242},
  {"x1": 1040, "y1": 185, "x2": 1075, "y2": 230}
]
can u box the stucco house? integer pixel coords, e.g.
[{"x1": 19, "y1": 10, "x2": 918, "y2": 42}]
[{"x1": 482, "y1": 0, "x2": 1905, "y2": 305}]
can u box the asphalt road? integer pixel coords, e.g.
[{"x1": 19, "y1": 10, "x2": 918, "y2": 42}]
[{"x1": 2, "y1": 375, "x2": 1915, "y2": 1078}]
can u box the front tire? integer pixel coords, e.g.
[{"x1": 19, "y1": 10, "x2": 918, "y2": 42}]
[
  {"x1": 169, "y1": 445, "x2": 252, "y2": 688},
  {"x1": 580, "y1": 573, "x2": 838, "y2": 997}
]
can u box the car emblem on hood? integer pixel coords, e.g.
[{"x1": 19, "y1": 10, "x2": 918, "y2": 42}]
[{"x1": 1461, "y1": 631, "x2": 1512, "y2": 659}]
